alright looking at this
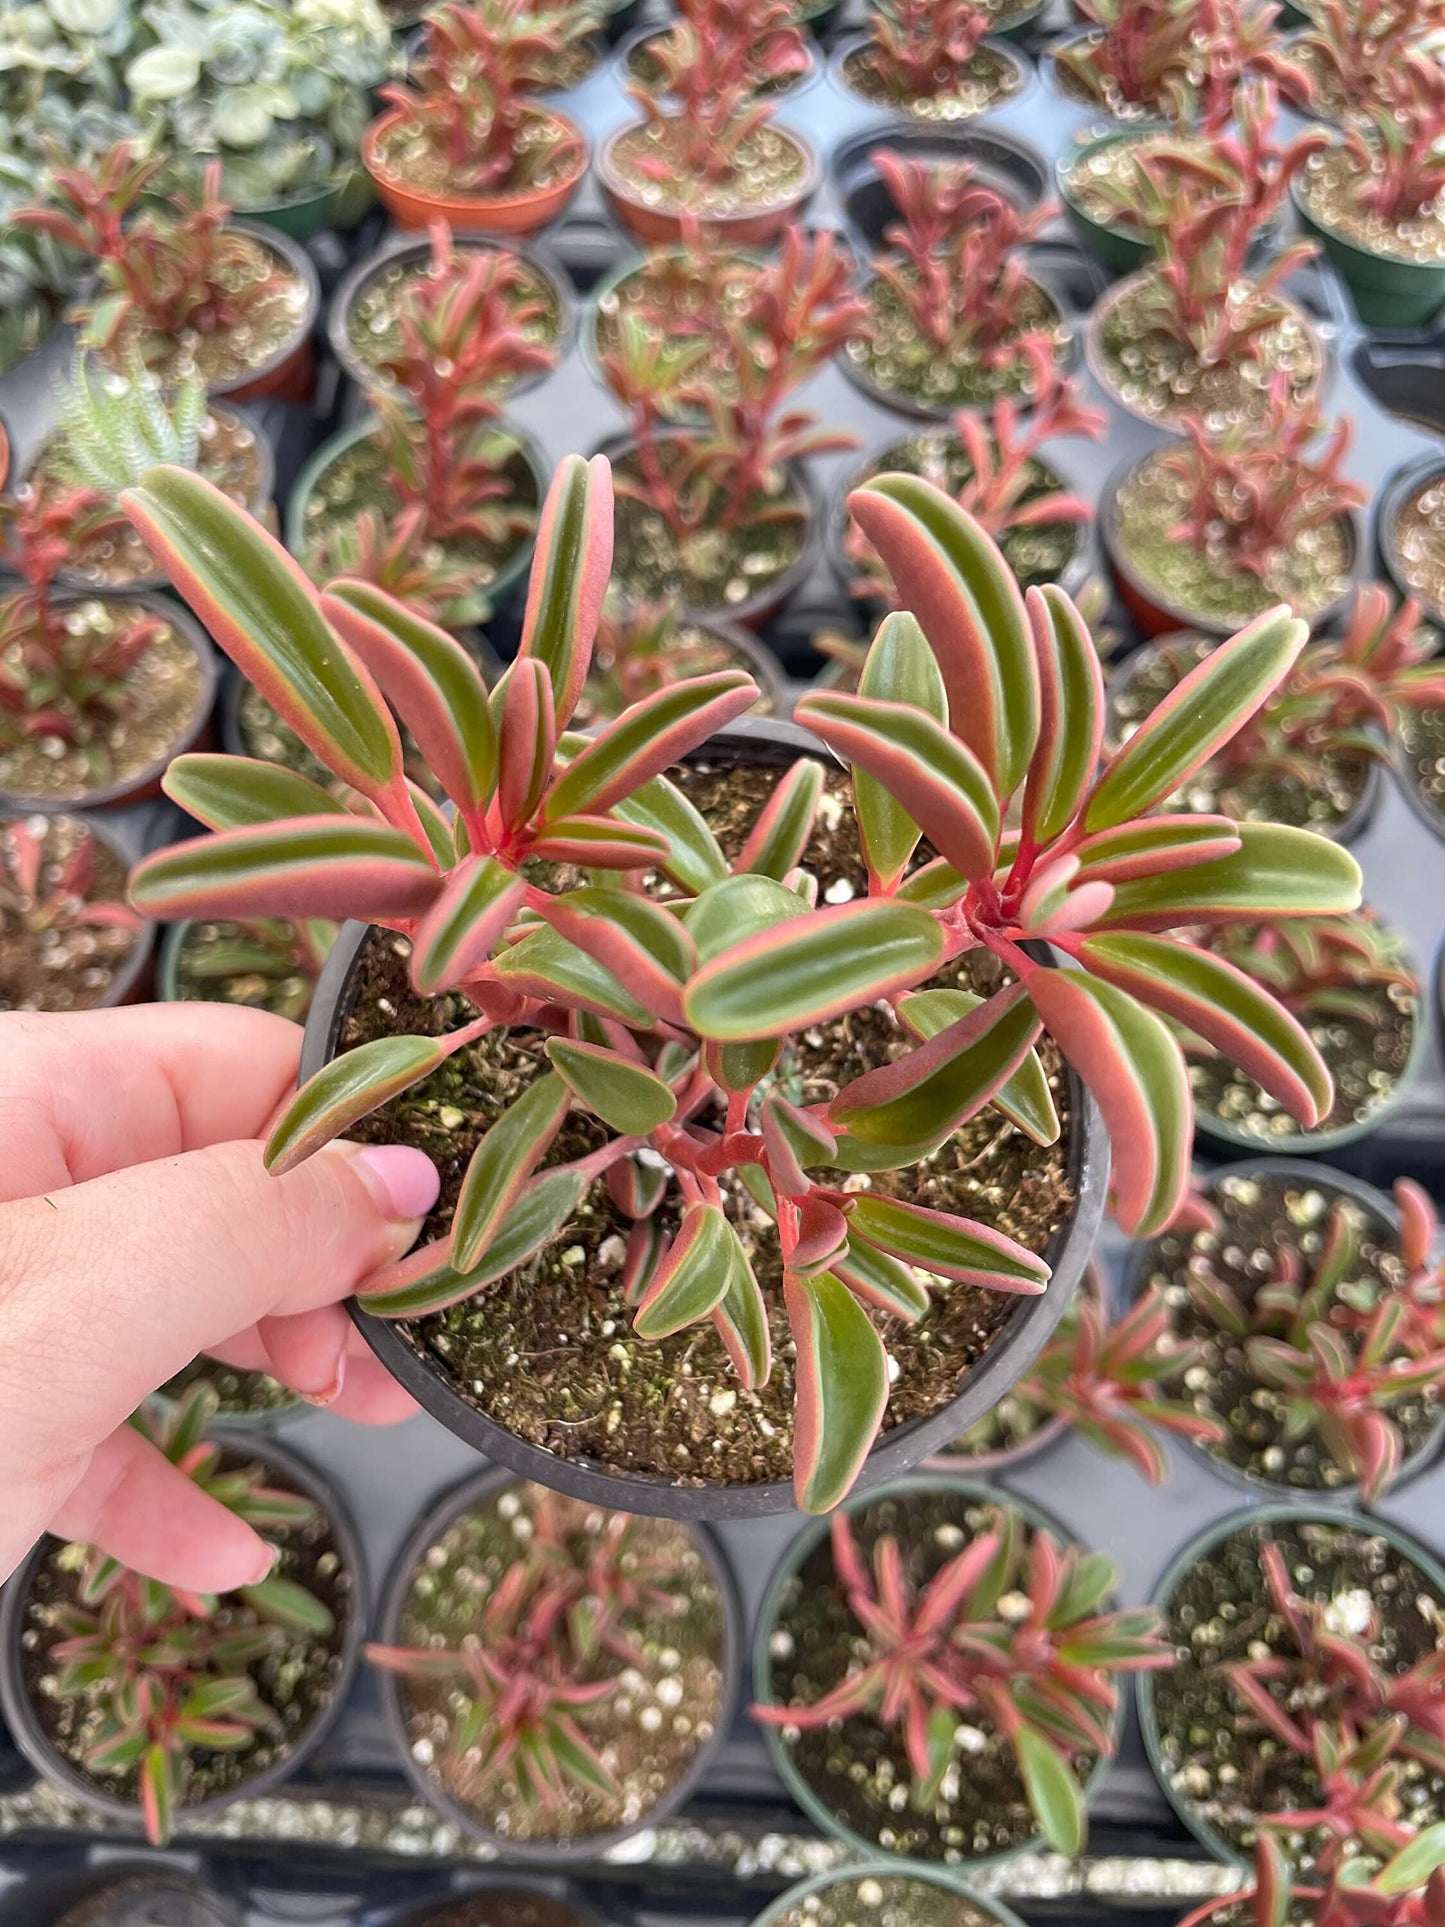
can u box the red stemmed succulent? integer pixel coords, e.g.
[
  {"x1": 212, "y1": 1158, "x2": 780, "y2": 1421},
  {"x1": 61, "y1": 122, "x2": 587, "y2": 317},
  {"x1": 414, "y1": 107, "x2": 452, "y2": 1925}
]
[
  {"x1": 1273, "y1": 0, "x2": 1445, "y2": 122},
  {"x1": 1219, "y1": 1830, "x2": 1445, "y2": 1927},
  {"x1": 1057, "y1": 0, "x2": 1279, "y2": 126},
  {"x1": 863, "y1": 0, "x2": 992, "y2": 99},
  {"x1": 1335, "y1": 51, "x2": 1445, "y2": 227},
  {"x1": 0, "y1": 815, "x2": 139, "y2": 952},
  {"x1": 753, "y1": 1505, "x2": 1170, "y2": 1853}
]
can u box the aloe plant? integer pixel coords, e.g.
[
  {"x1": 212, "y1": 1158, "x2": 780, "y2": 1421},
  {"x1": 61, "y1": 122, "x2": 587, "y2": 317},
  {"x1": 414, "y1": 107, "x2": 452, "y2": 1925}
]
[{"x1": 123, "y1": 456, "x2": 1359, "y2": 1511}]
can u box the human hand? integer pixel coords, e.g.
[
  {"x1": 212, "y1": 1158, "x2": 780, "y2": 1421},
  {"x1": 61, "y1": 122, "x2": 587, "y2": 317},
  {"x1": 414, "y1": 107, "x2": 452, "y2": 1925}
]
[{"x1": 0, "y1": 1002, "x2": 439, "y2": 1594}]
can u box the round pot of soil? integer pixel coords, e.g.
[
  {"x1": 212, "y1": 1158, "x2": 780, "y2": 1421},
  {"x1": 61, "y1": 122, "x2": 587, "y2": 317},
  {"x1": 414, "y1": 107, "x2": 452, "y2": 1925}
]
[
  {"x1": 361, "y1": 105, "x2": 588, "y2": 236},
  {"x1": 158, "y1": 912, "x2": 336, "y2": 1022},
  {"x1": 1138, "y1": 1505, "x2": 1445, "y2": 1870},
  {"x1": 1127, "y1": 1159, "x2": 1445, "y2": 1500},
  {"x1": 615, "y1": 21, "x2": 822, "y2": 105},
  {"x1": 1, "y1": 812, "x2": 156, "y2": 1014},
  {"x1": 329, "y1": 230, "x2": 573, "y2": 400},
  {"x1": 831, "y1": 121, "x2": 1048, "y2": 257},
  {"x1": 829, "y1": 32, "x2": 1032, "y2": 122},
  {"x1": 598, "y1": 428, "x2": 824, "y2": 629},
  {"x1": 286, "y1": 417, "x2": 546, "y2": 620},
  {"x1": 150, "y1": 1355, "x2": 303, "y2": 1426},
  {"x1": 1106, "y1": 631, "x2": 1385, "y2": 844},
  {"x1": 749, "y1": 1863, "x2": 1029, "y2": 1927},
  {"x1": 0, "y1": 1866, "x2": 241, "y2": 1927},
  {"x1": 0, "y1": 1428, "x2": 365, "y2": 1836},
  {"x1": 0, "y1": 593, "x2": 218, "y2": 814},
  {"x1": 582, "y1": 246, "x2": 764, "y2": 422},
  {"x1": 1292, "y1": 149, "x2": 1445, "y2": 332},
  {"x1": 314, "y1": 723, "x2": 1104, "y2": 1522},
  {"x1": 370, "y1": 1464, "x2": 741, "y2": 1859},
  {"x1": 595, "y1": 117, "x2": 820, "y2": 251},
  {"x1": 1101, "y1": 451, "x2": 1359, "y2": 641},
  {"x1": 1057, "y1": 126, "x2": 1166, "y2": 278},
  {"x1": 1085, "y1": 268, "x2": 1326, "y2": 432},
  {"x1": 1379, "y1": 454, "x2": 1445, "y2": 631},
  {"x1": 753, "y1": 1474, "x2": 1132, "y2": 1865}
]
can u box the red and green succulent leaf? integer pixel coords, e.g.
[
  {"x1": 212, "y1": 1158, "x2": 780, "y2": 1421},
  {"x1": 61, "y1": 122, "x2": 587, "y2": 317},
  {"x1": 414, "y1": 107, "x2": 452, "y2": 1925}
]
[
  {"x1": 516, "y1": 452, "x2": 615, "y2": 731},
  {"x1": 1020, "y1": 584, "x2": 1104, "y2": 850},
  {"x1": 896, "y1": 988, "x2": 1059, "y2": 1144},
  {"x1": 735, "y1": 755, "x2": 825, "y2": 881},
  {"x1": 452, "y1": 1071, "x2": 571, "y2": 1271},
  {"x1": 786, "y1": 1267, "x2": 890, "y2": 1514},
  {"x1": 129, "y1": 819, "x2": 441, "y2": 923},
  {"x1": 1095, "y1": 824, "x2": 1362, "y2": 930},
  {"x1": 848, "y1": 610, "x2": 949, "y2": 890},
  {"x1": 410, "y1": 855, "x2": 528, "y2": 997},
  {"x1": 265, "y1": 1033, "x2": 473, "y2": 1174},
  {"x1": 545, "y1": 1037, "x2": 676, "y2": 1135},
  {"x1": 633, "y1": 1202, "x2": 750, "y2": 1340},
  {"x1": 360, "y1": 1169, "x2": 587, "y2": 1318},
  {"x1": 845, "y1": 1192, "x2": 1050, "y2": 1291},
  {"x1": 161, "y1": 755, "x2": 349, "y2": 832},
  {"x1": 544, "y1": 670, "x2": 757, "y2": 823}
]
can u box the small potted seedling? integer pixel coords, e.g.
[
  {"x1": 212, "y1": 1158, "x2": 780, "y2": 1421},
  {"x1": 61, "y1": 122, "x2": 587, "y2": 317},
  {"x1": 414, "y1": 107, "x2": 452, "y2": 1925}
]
[
  {"x1": 753, "y1": 1475, "x2": 1171, "y2": 1861},
  {"x1": 15, "y1": 145, "x2": 320, "y2": 404},
  {"x1": 159, "y1": 913, "x2": 337, "y2": 1022},
  {"x1": 597, "y1": 0, "x2": 818, "y2": 248},
  {"x1": 751, "y1": 1862, "x2": 1029, "y2": 1927},
  {"x1": 1185, "y1": 910, "x2": 1422, "y2": 1154},
  {"x1": 1108, "y1": 587, "x2": 1445, "y2": 841},
  {"x1": 0, "y1": 479, "x2": 217, "y2": 813},
  {"x1": 841, "y1": 152, "x2": 1068, "y2": 420},
  {"x1": 363, "y1": 0, "x2": 589, "y2": 234},
  {"x1": 1139, "y1": 1505, "x2": 1445, "y2": 1870},
  {"x1": 1053, "y1": 0, "x2": 1276, "y2": 124},
  {"x1": 0, "y1": 1387, "x2": 362, "y2": 1843},
  {"x1": 123, "y1": 453, "x2": 1360, "y2": 1517},
  {"x1": 1104, "y1": 381, "x2": 1364, "y2": 638},
  {"x1": 292, "y1": 235, "x2": 551, "y2": 632},
  {"x1": 837, "y1": 370, "x2": 1105, "y2": 604},
  {"x1": 1131, "y1": 1163, "x2": 1445, "y2": 1497},
  {"x1": 602, "y1": 226, "x2": 865, "y2": 623},
  {"x1": 830, "y1": 0, "x2": 1030, "y2": 124},
  {"x1": 1177, "y1": 1831, "x2": 1445, "y2": 1927},
  {"x1": 1085, "y1": 83, "x2": 1326, "y2": 430},
  {"x1": 575, "y1": 596, "x2": 788, "y2": 727},
  {"x1": 368, "y1": 1469, "x2": 738, "y2": 1855},
  {"x1": 331, "y1": 225, "x2": 572, "y2": 400},
  {"x1": 0, "y1": 813, "x2": 152, "y2": 1013}
]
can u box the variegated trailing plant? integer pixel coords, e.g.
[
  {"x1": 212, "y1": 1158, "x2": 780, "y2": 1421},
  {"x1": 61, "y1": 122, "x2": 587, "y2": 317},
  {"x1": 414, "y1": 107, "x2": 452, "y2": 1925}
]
[
  {"x1": 1182, "y1": 1828, "x2": 1445, "y2": 1927},
  {"x1": 123, "y1": 451, "x2": 1359, "y2": 1511}
]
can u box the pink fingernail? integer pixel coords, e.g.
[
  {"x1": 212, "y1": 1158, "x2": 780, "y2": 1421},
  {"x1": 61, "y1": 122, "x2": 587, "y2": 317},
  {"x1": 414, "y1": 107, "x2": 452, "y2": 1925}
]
[
  {"x1": 246, "y1": 1544, "x2": 279, "y2": 1586},
  {"x1": 299, "y1": 1332, "x2": 348, "y2": 1408},
  {"x1": 349, "y1": 1145, "x2": 440, "y2": 1221}
]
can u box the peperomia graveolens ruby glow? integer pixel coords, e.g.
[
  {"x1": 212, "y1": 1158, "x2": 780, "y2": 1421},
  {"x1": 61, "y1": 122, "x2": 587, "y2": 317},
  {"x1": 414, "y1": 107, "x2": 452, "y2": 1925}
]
[{"x1": 124, "y1": 455, "x2": 1360, "y2": 1511}]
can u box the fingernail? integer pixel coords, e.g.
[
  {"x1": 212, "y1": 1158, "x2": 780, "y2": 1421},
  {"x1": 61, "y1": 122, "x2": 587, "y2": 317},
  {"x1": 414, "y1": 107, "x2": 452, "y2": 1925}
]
[
  {"x1": 245, "y1": 1544, "x2": 279, "y2": 1586},
  {"x1": 298, "y1": 1330, "x2": 349, "y2": 1409},
  {"x1": 347, "y1": 1144, "x2": 440, "y2": 1222}
]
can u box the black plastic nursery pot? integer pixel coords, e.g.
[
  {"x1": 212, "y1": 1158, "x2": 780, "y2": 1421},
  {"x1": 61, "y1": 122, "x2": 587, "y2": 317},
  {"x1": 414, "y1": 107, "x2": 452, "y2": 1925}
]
[
  {"x1": 1292, "y1": 181, "x2": 1445, "y2": 334},
  {"x1": 0, "y1": 1864, "x2": 241, "y2": 1927},
  {"x1": 1378, "y1": 453, "x2": 1445, "y2": 632},
  {"x1": 371, "y1": 1464, "x2": 743, "y2": 1862},
  {"x1": 827, "y1": 33, "x2": 1034, "y2": 124},
  {"x1": 312, "y1": 720, "x2": 1106, "y2": 1523},
  {"x1": 1137, "y1": 1503, "x2": 1445, "y2": 1870},
  {"x1": 752, "y1": 1473, "x2": 1122, "y2": 1868},
  {"x1": 831, "y1": 122, "x2": 1049, "y2": 260},
  {"x1": 0, "y1": 1431, "x2": 366, "y2": 1835},
  {"x1": 1126, "y1": 1157, "x2": 1445, "y2": 1502},
  {"x1": 748, "y1": 1861, "x2": 1029, "y2": 1927}
]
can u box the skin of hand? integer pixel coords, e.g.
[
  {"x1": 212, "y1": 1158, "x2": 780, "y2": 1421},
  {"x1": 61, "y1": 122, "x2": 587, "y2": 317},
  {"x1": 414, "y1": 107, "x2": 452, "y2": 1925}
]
[{"x1": 0, "y1": 1003, "x2": 440, "y2": 1596}]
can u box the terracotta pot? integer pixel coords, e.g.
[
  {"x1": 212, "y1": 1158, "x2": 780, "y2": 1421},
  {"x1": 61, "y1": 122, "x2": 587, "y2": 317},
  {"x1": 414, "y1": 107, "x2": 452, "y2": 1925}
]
[
  {"x1": 595, "y1": 117, "x2": 820, "y2": 249},
  {"x1": 361, "y1": 107, "x2": 588, "y2": 236}
]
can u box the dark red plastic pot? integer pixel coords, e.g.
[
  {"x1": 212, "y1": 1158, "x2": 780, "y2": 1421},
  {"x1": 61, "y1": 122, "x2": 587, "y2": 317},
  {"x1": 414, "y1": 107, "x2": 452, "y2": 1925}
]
[
  {"x1": 595, "y1": 119, "x2": 820, "y2": 249},
  {"x1": 216, "y1": 221, "x2": 322, "y2": 406},
  {"x1": 362, "y1": 108, "x2": 588, "y2": 236}
]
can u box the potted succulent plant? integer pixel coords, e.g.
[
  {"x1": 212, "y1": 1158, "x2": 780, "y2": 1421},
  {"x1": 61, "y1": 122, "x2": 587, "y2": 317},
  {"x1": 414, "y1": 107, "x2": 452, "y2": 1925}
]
[
  {"x1": 1106, "y1": 587, "x2": 1445, "y2": 842},
  {"x1": 1138, "y1": 1505, "x2": 1445, "y2": 1870},
  {"x1": 574, "y1": 596, "x2": 788, "y2": 727},
  {"x1": 1084, "y1": 83, "x2": 1326, "y2": 430},
  {"x1": 122, "y1": 455, "x2": 1360, "y2": 1517},
  {"x1": 158, "y1": 912, "x2": 336, "y2": 1021},
  {"x1": 290, "y1": 235, "x2": 550, "y2": 632},
  {"x1": 16, "y1": 144, "x2": 320, "y2": 403},
  {"x1": 752, "y1": 1474, "x2": 1171, "y2": 1862},
  {"x1": 1103, "y1": 382, "x2": 1364, "y2": 638},
  {"x1": 830, "y1": 0, "x2": 1031, "y2": 124},
  {"x1": 0, "y1": 478, "x2": 217, "y2": 813},
  {"x1": 1130, "y1": 1163, "x2": 1445, "y2": 1498},
  {"x1": 836, "y1": 370, "x2": 1106, "y2": 606},
  {"x1": 596, "y1": 0, "x2": 818, "y2": 248},
  {"x1": 600, "y1": 226, "x2": 864, "y2": 624},
  {"x1": 616, "y1": 11, "x2": 820, "y2": 104},
  {"x1": 831, "y1": 125, "x2": 1050, "y2": 261},
  {"x1": 841, "y1": 153, "x2": 1068, "y2": 421},
  {"x1": 0, "y1": 1387, "x2": 363, "y2": 1844},
  {"x1": 368, "y1": 1467, "x2": 739, "y2": 1856},
  {"x1": 363, "y1": 0, "x2": 588, "y2": 234},
  {"x1": 750, "y1": 1863, "x2": 1028, "y2": 1927},
  {"x1": 1053, "y1": 0, "x2": 1277, "y2": 124},
  {"x1": 1274, "y1": 0, "x2": 1444, "y2": 129},
  {"x1": 0, "y1": 813, "x2": 153, "y2": 1012},
  {"x1": 1177, "y1": 1832, "x2": 1445, "y2": 1927}
]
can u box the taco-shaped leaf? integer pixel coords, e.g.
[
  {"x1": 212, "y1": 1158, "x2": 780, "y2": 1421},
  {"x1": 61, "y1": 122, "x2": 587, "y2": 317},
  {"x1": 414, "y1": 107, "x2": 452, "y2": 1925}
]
[
  {"x1": 121, "y1": 466, "x2": 401, "y2": 799},
  {"x1": 847, "y1": 474, "x2": 1038, "y2": 796},
  {"x1": 705, "y1": 1036, "x2": 781, "y2": 1097},
  {"x1": 452, "y1": 1071, "x2": 571, "y2": 1271},
  {"x1": 736, "y1": 756, "x2": 824, "y2": 881},
  {"x1": 684, "y1": 899, "x2": 945, "y2": 1041},
  {"x1": 359, "y1": 1168, "x2": 584, "y2": 1317},
  {"x1": 1072, "y1": 814, "x2": 1242, "y2": 885},
  {"x1": 162, "y1": 754, "x2": 347, "y2": 831},
  {"x1": 322, "y1": 580, "x2": 496, "y2": 829},
  {"x1": 516, "y1": 453, "x2": 614, "y2": 730},
  {"x1": 761, "y1": 1092, "x2": 836, "y2": 1197},
  {"x1": 633, "y1": 1203, "x2": 748, "y2": 1340},
  {"x1": 526, "y1": 815, "x2": 671, "y2": 870},
  {"x1": 1020, "y1": 583, "x2": 1104, "y2": 847},
  {"x1": 794, "y1": 690, "x2": 1000, "y2": 883},
  {"x1": 1020, "y1": 963, "x2": 1189, "y2": 1237},
  {"x1": 712, "y1": 1258, "x2": 772, "y2": 1390},
  {"x1": 410, "y1": 854, "x2": 527, "y2": 996},
  {"x1": 492, "y1": 657, "x2": 556, "y2": 835},
  {"x1": 850, "y1": 611, "x2": 949, "y2": 890},
  {"x1": 897, "y1": 988, "x2": 1059, "y2": 1144},
  {"x1": 786, "y1": 1268, "x2": 889, "y2": 1513},
  {"x1": 545, "y1": 1037, "x2": 676, "y2": 1133},
  {"x1": 408, "y1": 783, "x2": 455, "y2": 869},
  {"x1": 610, "y1": 772, "x2": 728, "y2": 895},
  {"x1": 493, "y1": 923, "x2": 653, "y2": 1025},
  {"x1": 833, "y1": 1236, "x2": 931, "y2": 1322},
  {"x1": 607, "y1": 1151, "x2": 669, "y2": 1220},
  {"x1": 534, "y1": 886, "x2": 696, "y2": 1027},
  {"x1": 1082, "y1": 930, "x2": 1332, "y2": 1129},
  {"x1": 847, "y1": 1193, "x2": 1050, "y2": 1291},
  {"x1": 265, "y1": 1034, "x2": 455, "y2": 1173},
  {"x1": 791, "y1": 1194, "x2": 850, "y2": 1275},
  {"x1": 1095, "y1": 823, "x2": 1362, "y2": 930},
  {"x1": 684, "y1": 872, "x2": 807, "y2": 962},
  {"x1": 545, "y1": 672, "x2": 757, "y2": 822},
  {"x1": 1083, "y1": 607, "x2": 1307, "y2": 832},
  {"x1": 129, "y1": 818, "x2": 440, "y2": 922}
]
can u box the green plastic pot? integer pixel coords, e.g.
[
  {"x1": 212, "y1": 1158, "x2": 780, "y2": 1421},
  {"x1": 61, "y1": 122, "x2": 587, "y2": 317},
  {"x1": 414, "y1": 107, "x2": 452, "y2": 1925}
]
[
  {"x1": 984, "y1": 0, "x2": 1045, "y2": 43},
  {"x1": 749, "y1": 1863, "x2": 1028, "y2": 1927},
  {"x1": 1294, "y1": 181, "x2": 1445, "y2": 331},
  {"x1": 1058, "y1": 127, "x2": 1159, "y2": 277},
  {"x1": 243, "y1": 165, "x2": 375, "y2": 240}
]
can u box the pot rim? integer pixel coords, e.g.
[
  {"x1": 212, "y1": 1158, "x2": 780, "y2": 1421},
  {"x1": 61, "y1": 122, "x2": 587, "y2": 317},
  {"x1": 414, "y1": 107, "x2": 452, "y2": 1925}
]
[
  {"x1": 361, "y1": 103, "x2": 589, "y2": 209},
  {"x1": 314, "y1": 717, "x2": 1107, "y2": 1520},
  {"x1": 594, "y1": 116, "x2": 822, "y2": 236},
  {"x1": 0, "y1": 591, "x2": 219, "y2": 815},
  {"x1": 370, "y1": 1462, "x2": 743, "y2": 1860},
  {"x1": 327, "y1": 228, "x2": 575, "y2": 400},
  {"x1": 1135, "y1": 1493, "x2": 1445, "y2": 1868},
  {"x1": 748, "y1": 1858, "x2": 1031, "y2": 1927},
  {"x1": 1055, "y1": 120, "x2": 1169, "y2": 227},
  {"x1": 210, "y1": 219, "x2": 322, "y2": 402},
  {"x1": 829, "y1": 116, "x2": 1050, "y2": 226},
  {"x1": 1288, "y1": 164, "x2": 1445, "y2": 279},
  {"x1": 0, "y1": 1428, "x2": 367, "y2": 1832},
  {"x1": 1377, "y1": 451, "x2": 1445, "y2": 630},
  {"x1": 828, "y1": 29, "x2": 1035, "y2": 121},
  {"x1": 751, "y1": 1471, "x2": 1124, "y2": 1869}
]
